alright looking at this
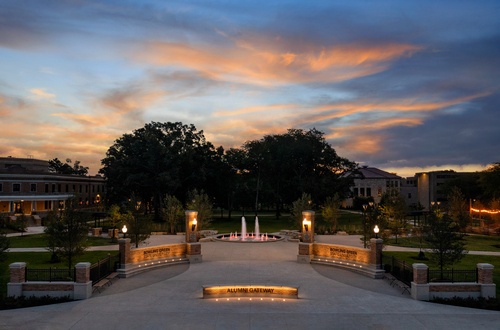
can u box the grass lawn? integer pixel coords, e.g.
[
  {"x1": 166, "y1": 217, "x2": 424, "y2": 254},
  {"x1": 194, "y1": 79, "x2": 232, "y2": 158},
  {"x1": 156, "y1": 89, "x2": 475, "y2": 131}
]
[
  {"x1": 386, "y1": 234, "x2": 500, "y2": 252},
  {"x1": 382, "y1": 251, "x2": 500, "y2": 297},
  {"x1": 0, "y1": 251, "x2": 118, "y2": 299},
  {"x1": 8, "y1": 234, "x2": 117, "y2": 248}
]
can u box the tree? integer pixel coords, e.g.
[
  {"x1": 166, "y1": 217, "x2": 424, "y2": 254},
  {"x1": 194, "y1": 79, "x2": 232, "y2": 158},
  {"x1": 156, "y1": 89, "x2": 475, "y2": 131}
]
[
  {"x1": 100, "y1": 122, "x2": 220, "y2": 221},
  {"x1": 48, "y1": 158, "x2": 89, "y2": 176},
  {"x1": 479, "y1": 162, "x2": 500, "y2": 201},
  {"x1": 162, "y1": 195, "x2": 183, "y2": 234},
  {"x1": 290, "y1": 193, "x2": 313, "y2": 229},
  {"x1": 322, "y1": 193, "x2": 341, "y2": 234},
  {"x1": 186, "y1": 189, "x2": 213, "y2": 231},
  {"x1": 379, "y1": 192, "x2": 407, "y2": 244},
  {"x1": 238, "y1": 128, "x2": 356, "y2": 217},
  {"x1": 447, "y1": 187, "x2": 471, "y2": 232},
  {"x1": 108, "y1": 204, "x2": 123, "y2": 241},
  {"x1": 16, "y1": 213, "x2": 28, "y2": 236},
  {"x1": 424, "y1": 207, "x2": 468, "y2": 279},
  {"x1": 44, "y1": 199, "x2": 90, "y2": 269},
  {"x1": 0, "y1": 232, "x2": 9, "y2": 262},
  {"x1": 123, "y1": 199, "x2": 152, "y2": 248}
]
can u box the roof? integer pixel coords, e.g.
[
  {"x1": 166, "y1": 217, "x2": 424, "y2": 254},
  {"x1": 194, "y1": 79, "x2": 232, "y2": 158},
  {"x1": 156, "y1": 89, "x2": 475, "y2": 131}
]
[{"x1": 346, "y1": 166, "x2": 402, "y2": 180}]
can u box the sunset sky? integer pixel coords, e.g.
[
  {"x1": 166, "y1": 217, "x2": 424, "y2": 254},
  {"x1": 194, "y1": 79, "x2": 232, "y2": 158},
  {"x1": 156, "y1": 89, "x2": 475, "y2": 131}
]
[{"x1": 1, "y1": 0, "x2": 499, "y2": 177}]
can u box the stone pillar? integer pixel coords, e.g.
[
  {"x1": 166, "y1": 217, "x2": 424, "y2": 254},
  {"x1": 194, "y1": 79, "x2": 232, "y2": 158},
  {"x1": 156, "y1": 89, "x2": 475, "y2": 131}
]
[
  {"x1": 297, "y1": 242, "x2": 313, "y2": 263},
  {"x1": 74, "y1": 262, "x2": 92, "y2": 300},
  {"x1": 92, "y1": 227, "x2": 102, "y2": 237},
  {"x1": 301, "y1": 210, "x2": 315, "y2": 243},
  {"x1": 7, "y1": 262, "x2": 26, "y2": 298},
  {"x1": 185, "y1": 210, "x2": 198, "y2": 243},
  {"x1": 118, "y1": 238, "x2": 131, "y2": 270},
  {"x1": 369, "y1": 238, "x2": 383, "y2": 269},
  {"x1": 411, "y1": 263, "x2": 430, "y2": 301},
  {"x1": 477, "y1": 263, "x2": 496, "y2": 299},
  {"x1": 187, "y1": 242, "x2": 202, "y2": 263}
]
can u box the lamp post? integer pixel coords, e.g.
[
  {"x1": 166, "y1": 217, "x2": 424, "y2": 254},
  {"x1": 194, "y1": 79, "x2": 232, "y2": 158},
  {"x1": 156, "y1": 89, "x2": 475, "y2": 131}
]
[
  {"x1": 374, "y1": 225, "x2": 379, "y2": 239},
  {"x1": 362, "y1": 204, "x2": 368, "y2": 248},
  {"x1": 122, "y1": 225, "x2": 127, "y2": 239}
]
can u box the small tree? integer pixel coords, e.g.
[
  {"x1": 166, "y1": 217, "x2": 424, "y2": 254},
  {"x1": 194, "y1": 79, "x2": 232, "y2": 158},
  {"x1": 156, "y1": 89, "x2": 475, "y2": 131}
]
[
  {"x1": 447, "y1": 187, "x2": 471, "y2": 232},
  {"x1": 163, "y1": 195, "x2": 183, "y2": 234},
  {"x1": 44, "y1": 199, "x2": 90, "y2": 269},
  {"x1": 291, "y1": 193, "x2": 312, "y2": 229},
  {"x1": 108, "y1": 204, "x2": 122, "y2": 241},
  {"x1": 0, "y1": 232, "x2": 10, "y2": 262},
  {"x1": 322, "y1": 193, "x2": 341, "y2": 234},
  {"x1": 17, "y1": 213, "x2": 29, "y2": 236},
  {"x1": 186, "y1": 189, "x2": 213, "y2": 231},
  {"x1": 425, "y1": 208, "x2": 468, "y2": 279},
  {"x1": 123, "y1": 199, "x2": 152, "y2": 248},
  {"x1": 379, "y1": 193, "x2": 407, "y2": 244},
  {"x1": 44, "y1": 211, "x2": 62, "y2": 263}
]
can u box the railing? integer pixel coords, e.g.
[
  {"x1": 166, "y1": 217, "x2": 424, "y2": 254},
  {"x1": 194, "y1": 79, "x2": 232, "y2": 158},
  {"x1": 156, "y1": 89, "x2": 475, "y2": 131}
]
[
  {"x1": 90, "y1": 253, "x2": 120, "y2": 284},
  {"x1": 383, "y1": 255, "x2": 413, "y2": 286},
  {"x1": 26, "y1": 267, "x2": 75, "y2": 282},
  {"x1": 428, "y1": 269, "x2": 477, "y2": 283}
]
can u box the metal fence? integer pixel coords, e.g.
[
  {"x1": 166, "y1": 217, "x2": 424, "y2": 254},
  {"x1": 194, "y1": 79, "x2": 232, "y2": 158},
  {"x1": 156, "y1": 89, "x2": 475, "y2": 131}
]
[
  {"x1": 26, "y1": 267, "x2": 75, "y2": 282},
  {"x1": 90, "y1": 253, "x2": 120, "y2": 284},
  {"x1": 383, "y1": 255, "x2": 413, "y2": 286},
  {"x1": 428, "y1": 269, "x2": 477, "y2": 283}
]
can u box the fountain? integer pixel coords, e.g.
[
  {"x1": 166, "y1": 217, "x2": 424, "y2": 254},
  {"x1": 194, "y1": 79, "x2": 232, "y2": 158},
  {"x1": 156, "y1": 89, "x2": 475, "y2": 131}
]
[{"x1": 215, "y1": 216, "x2": 283, "y2": 243}]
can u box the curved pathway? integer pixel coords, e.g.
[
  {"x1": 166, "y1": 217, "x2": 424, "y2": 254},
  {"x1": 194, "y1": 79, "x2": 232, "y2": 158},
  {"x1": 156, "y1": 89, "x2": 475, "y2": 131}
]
[{"x1": 1, "y1": 238, "x2": 500, "y2": 329}]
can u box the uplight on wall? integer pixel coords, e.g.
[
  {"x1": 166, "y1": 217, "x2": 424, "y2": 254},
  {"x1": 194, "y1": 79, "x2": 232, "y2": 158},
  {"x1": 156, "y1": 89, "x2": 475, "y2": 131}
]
[{"x1": 303, "y1": 218, "x2": 311, "y2": 232}]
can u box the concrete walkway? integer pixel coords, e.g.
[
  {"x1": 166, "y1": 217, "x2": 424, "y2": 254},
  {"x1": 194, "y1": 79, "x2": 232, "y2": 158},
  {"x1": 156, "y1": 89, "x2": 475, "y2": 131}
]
[{"x1": 1, "y1": 235, "x2": 500, "y2": 329}]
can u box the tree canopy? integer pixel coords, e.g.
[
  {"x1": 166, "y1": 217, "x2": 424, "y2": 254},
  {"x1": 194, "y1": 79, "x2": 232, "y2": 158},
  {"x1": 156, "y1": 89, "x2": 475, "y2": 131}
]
[
  {"x1": 48, "y1": 158, "x2": 89, "y2": 176},
  {"x1": 100, "y1": 122, "x2": 221, "y2": 221},
  {"x1": 100, "y1": 123, "x2": 356, "y2": 220}
]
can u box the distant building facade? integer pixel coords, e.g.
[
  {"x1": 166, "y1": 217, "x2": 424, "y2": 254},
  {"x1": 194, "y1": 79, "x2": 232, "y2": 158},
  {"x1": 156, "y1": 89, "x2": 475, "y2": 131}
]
[
  {"x1": 415, "y1": 170, "x2": 472, "y2": 211},
  {"x1": 0, "y1": 157, "x2": 105, "y2": 216},
  {"x1": 343, "y1": 166, "x2": 402, "y2": 207}
]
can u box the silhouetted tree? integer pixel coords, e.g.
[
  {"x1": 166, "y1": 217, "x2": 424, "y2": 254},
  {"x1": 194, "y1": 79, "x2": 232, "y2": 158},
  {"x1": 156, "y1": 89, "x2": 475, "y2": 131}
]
[{"x1": 48, "y1": 158, "x2": 88, "y2": 176}]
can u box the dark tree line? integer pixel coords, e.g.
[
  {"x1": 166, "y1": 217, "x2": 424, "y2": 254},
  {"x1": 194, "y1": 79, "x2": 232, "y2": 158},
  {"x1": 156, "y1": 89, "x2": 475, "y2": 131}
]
[{"x1": 100, "y1": 122, "x2": 357, "y2": 221}]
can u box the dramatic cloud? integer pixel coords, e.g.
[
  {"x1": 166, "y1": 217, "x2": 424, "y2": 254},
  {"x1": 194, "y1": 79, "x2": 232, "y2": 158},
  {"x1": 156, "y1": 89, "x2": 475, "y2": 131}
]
[{"x1": 0, "y1": 0, "x2": 499, "y2": 176}]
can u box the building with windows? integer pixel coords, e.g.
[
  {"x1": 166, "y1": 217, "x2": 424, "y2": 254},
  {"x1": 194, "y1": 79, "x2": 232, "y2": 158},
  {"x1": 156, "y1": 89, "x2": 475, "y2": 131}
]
[
  {"x1": 415, "y1": 170, "x2": 472, "y2": 211},
  {"x1": 343, "y1": 166, "x2": 402, "y2": 207},
  {"x1": 0, "y1": 157, "x2": 105, "y2": 217}
]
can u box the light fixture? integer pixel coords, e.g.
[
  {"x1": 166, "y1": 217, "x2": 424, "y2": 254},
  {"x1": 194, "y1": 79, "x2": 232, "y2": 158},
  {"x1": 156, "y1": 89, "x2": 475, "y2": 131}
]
[
  {"x1": 302, "y1": 218, "x2": 310, "y2": 232},
  {"x1": 191, "y1": 218, "x2": 197, "y2": 232},
  {"x1": 122, "y1": 225, "x2": 128, "y2": 238},
  {"x1": 374, "y1": 225, "x2": 379, "y2": 239}
]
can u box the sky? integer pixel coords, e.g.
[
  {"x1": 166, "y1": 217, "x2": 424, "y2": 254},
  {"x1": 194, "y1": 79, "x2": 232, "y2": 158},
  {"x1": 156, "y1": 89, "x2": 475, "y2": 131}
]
[{"x1": 1, "y1": 0, "x2": 499, "y2": 177}]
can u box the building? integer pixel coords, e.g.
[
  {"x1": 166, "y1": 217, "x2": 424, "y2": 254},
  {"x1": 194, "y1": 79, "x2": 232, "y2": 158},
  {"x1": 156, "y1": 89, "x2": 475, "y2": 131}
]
[
  {"x1": 343, "y1": 166, "x2": 402, "y2": 207},
  {"x1": 401, "y1": 176, "x2": 418, "y2": 209},
  {"x1": 415, "y1": 170, "x2": 472, "y2": 211},
  {"x1": 0, "y1": 157, "x2": 105, "y2": 217}
]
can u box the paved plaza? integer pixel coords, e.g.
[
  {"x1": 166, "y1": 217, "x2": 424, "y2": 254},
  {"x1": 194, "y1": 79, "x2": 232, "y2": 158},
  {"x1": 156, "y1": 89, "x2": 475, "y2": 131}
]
[{"x1": 1, "y1": 234, "x2": 500, "y2": 329}]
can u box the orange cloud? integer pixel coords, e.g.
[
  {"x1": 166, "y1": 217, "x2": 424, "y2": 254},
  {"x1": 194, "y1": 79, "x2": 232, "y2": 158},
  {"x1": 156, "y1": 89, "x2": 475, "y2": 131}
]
[
  {"x1": 30, "y1": 88, "x2": 56, "y2": 99},
  {"x1": 213, "y1": 103, "x2": 298, "y2": 116},
  {"x1": 132, "y1": 40, "x2": 422, "y2": 85}
]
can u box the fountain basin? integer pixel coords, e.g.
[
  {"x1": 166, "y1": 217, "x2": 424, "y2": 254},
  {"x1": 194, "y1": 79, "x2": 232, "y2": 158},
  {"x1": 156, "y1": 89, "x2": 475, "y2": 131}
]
[{"x1": 214, "y1": 233, "x2": 284, "y2": 243}]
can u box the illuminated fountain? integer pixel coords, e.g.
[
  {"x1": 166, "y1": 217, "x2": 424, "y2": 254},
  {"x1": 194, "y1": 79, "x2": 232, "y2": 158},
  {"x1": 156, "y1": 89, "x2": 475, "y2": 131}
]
[{"x1": 215, "y1": 216, "x2": 283, "y2": 243}]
